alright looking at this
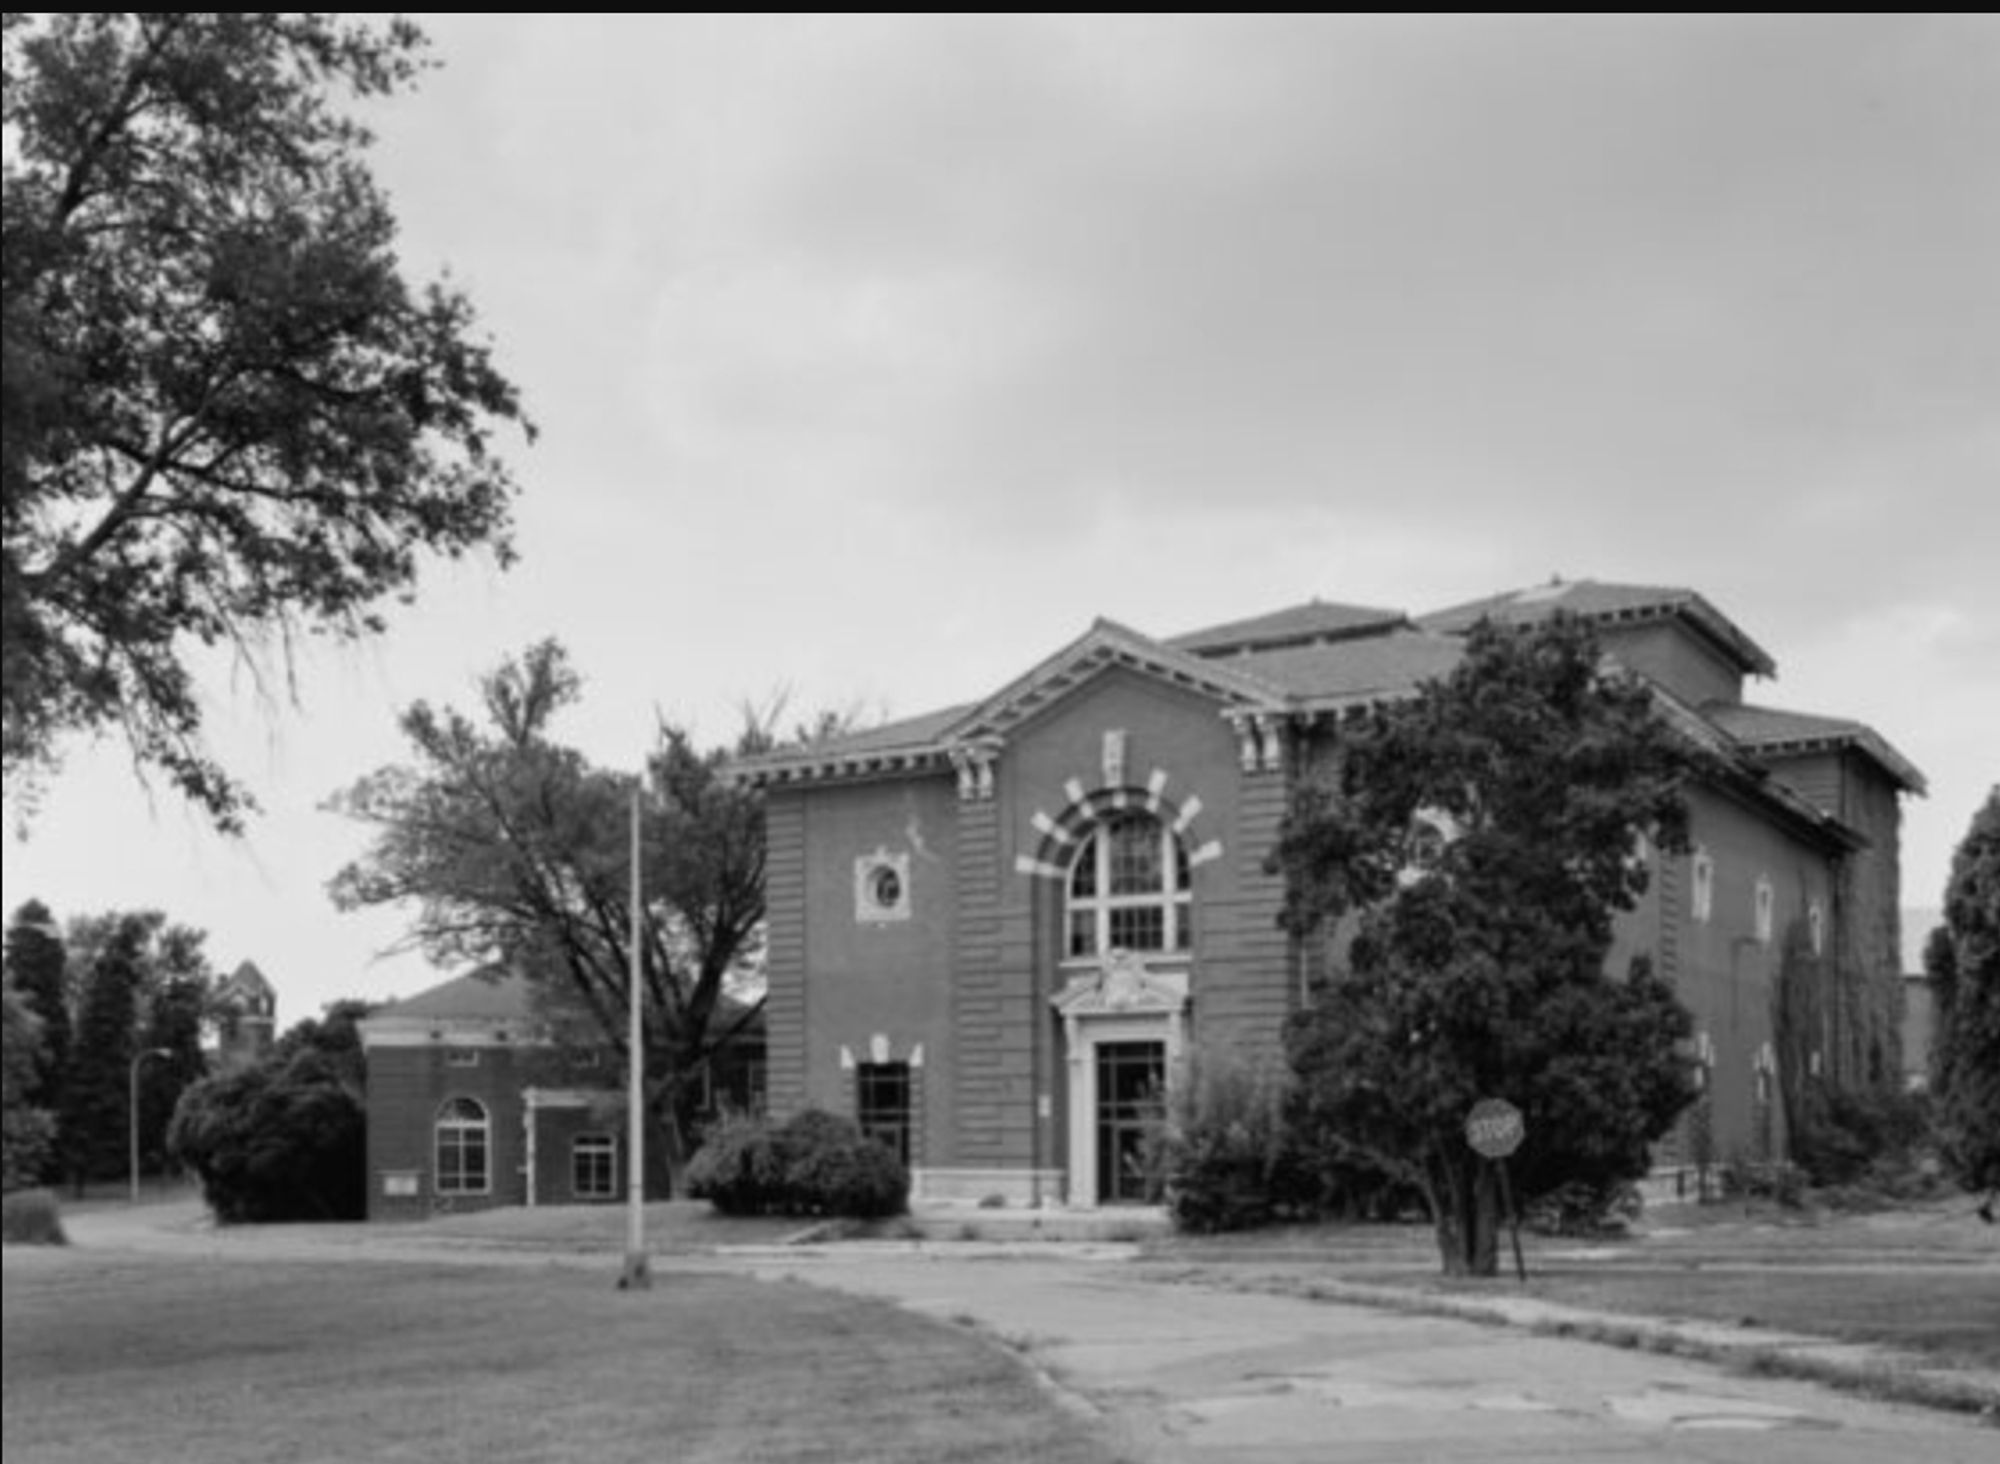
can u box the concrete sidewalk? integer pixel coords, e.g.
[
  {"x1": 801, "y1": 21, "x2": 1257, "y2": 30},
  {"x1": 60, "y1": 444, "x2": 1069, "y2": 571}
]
[{"x1": 719, "y1": 1249, "x2": 1998, "y2": 1463}]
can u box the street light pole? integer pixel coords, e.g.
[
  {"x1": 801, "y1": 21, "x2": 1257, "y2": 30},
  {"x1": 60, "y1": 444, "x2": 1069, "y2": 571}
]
[
  {"x1": 619, "y1": 777, "x2": 651, "y2": 1291},
  {"x1": 129, "y1": 1046, "x2": 172, "y2": 1204}
]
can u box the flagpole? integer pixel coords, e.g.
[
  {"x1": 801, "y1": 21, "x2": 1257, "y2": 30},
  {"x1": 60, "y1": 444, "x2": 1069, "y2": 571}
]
[{"x1": 620, "y1": 776, "x2": 651, "y2": 1290}]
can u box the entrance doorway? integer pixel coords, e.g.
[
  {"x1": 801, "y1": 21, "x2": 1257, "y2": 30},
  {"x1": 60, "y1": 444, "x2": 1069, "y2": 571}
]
[{"x1": 1094, "y1": 1040, "x2": 1165, "y2": 1204}]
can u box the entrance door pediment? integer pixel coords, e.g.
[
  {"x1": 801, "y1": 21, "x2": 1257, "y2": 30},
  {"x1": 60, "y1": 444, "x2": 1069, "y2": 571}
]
[{"x1": 1053, "y1": 950, "x2": 1189, "y2": 1019}]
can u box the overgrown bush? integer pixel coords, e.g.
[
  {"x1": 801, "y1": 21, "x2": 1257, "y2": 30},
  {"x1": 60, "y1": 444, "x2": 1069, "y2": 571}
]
[
  {"x1": 683, "y1": 1110, "x2": 784, "y2": 1216},
  {"x1": 686, "y1": 1108, "x2": 908, "y2": 1219},
  {"x1": 1789, "y1": 1082, "x2": 1932, "y2": 1188},
  {"x1": 1524, "y1": 1178, "x2": 1642, "y2": 1236},
  {"x1": 0, "y1": 1186, "x2": 66, "y2": 1245},
  {"x1": 1719, "y1": 1157, "x2": 1808, "y2": 1208},
  {"x1": 1156, "y1": 1049, "x2": 1308, "y2": 1233},
  {"x1": 168, "y1": 1051, "x2": 365, "y2": 1222}
]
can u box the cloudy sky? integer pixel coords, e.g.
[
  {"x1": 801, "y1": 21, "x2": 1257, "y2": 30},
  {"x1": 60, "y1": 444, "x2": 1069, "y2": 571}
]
[{"x1": 8, "y1": 14, "x2": 1996, "y2": 1021}]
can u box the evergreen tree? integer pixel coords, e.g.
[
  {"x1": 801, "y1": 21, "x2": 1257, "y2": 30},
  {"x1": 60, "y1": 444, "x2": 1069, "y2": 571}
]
[
  {"x1": 1929, "y1": 788, "x2": 1999, "y2": 1200},
  {"x1": 56, "y1": 913, "x2": 146, "y2": 1188},
  {"x1": 2, "y1": 900, "x2": 68, "y2": 1131}
]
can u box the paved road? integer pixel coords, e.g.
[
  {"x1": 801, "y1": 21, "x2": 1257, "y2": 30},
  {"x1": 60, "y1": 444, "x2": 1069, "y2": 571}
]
[
  {"x1": 711, "y1": 1248, "x2": 1997, "y2": 1463},
  {"x1": 56, "y1": 1203, "x2": 2000, "y2": 1463}
]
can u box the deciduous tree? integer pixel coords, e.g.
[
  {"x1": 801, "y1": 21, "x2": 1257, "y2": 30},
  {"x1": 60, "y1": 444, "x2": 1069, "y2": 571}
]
[
  {"x1": 1270, "y1": 615, "x2": 1701, "y2": 1275},
  {"x1": 2, "y1": 13, "x2": 529, "y2": 828},
  {"x1": 1, "y1": 973, "x2": 56, "y2": 1190}
]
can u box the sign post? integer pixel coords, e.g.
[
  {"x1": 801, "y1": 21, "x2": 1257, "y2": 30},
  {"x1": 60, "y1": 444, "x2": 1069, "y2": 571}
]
[{"x1": 1465, "y1": 1098, "x2": 1527, "y2": 1283}]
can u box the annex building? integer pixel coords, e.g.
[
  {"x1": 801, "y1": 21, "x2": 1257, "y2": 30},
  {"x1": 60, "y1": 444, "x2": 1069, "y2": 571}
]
[
  {"x1": 735, "y1": 580, "x2": 1923, "y2": 1208},
  {"x1": 356, "y1": 966, "x2": 762, "y2": 1219}
]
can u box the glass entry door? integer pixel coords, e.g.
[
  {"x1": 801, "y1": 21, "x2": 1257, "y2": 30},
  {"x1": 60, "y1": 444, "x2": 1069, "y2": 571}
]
[{"x1": 1094, "y1": 1040, "x2": 1165, "y2": 1205}]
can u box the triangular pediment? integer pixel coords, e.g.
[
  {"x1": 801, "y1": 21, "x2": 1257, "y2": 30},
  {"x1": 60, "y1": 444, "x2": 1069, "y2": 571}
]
[{"x1": 941, "y1": 618, "x2": 1290, "y2": 746}]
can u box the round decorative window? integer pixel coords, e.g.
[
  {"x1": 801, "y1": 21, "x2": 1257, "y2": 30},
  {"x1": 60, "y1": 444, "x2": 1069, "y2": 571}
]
[{"x1": 854, "y1": 849, "x2": 912, "y2": 923}]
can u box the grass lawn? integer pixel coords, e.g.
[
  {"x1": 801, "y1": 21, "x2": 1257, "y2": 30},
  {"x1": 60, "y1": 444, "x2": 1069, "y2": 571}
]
[
  {"x1": 1345, "y1": 1265, "x2": 2000, "y2": 1372},
  {"x1": 1148, "y1": 1196, "x2": 2000, "y2": 1374},
  {"x1": 2, "y1": 1249, "x2": 1119, "y2": 1464}
]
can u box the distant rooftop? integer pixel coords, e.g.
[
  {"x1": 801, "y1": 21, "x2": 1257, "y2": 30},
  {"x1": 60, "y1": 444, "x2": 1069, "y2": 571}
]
[
  {"x1": 1420, "y1": 578, "x2": 1777, "y2": 677},
  {"x1": 1705, "y1": 702, "x2": 1927, "y2": 794},
  {"x1": 1169, "y1": 600, "x2": 1409, "y2": 658},
  {"x1": 372, "y1": 965, "x2": 536, "y2": 1023}
]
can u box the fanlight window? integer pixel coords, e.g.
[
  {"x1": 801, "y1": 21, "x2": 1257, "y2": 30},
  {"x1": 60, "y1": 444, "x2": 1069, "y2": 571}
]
[{"x1": 1067, "y1": 812, "x2": 1191, "y2": 958}]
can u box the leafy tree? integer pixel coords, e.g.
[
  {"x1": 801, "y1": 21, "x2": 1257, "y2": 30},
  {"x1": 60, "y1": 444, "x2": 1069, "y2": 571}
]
[
  {"x1": 1, "y1": 973, "x2": 56, "y2": 1190},
  {"x1": 274, "y1": 998, "x2": 373, "y2": 1088},
  {"x1": 1269, "y1": 615, "x2": 1701, "y2": 1275},
  {"x1": 2, "y1": 14, "x2": 529, "y2": 829},
  {"x1": 168, "y1": 1047, "x2": 364, "y2": 1222},
  {"x1": 328, "y1": 640, "x2": 769, "y2": 1190},
  {"x1": 1928, "y1": 788, "x2": 1999, "y2": 1199},
  {"x1": 135, "y1": 970, "x2": 209, "y2": 1178},
  {"x1": 54, "y1": 913, "x2": 147, "y2": 1188},
  {"x1": 3, "y1": 900, "x2": 69, "y2": 1129}
]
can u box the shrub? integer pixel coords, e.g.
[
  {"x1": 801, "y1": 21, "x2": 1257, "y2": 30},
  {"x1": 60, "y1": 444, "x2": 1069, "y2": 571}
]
[
  {"x1": 1790, "y1": 1083, "x2": 1932, "y2": 1188},
  {"x1": 683, "y1": 1110, "x2": 784, "y2": 1216},
  {"x1": 1525, "y1": 1178, "x2": 1642, "y2": 1236},
  {"x1": 1719, "y1": 1157, "x2": 1808, "y2": 1208},
  {"x1": 685, "y1": 1108, "x2": 909, "y2": 1219},
  {"x1": 1, "y1": 1186, "x2": 66, "y2": 1245},
  {"x1": 168, "y1": 1051, "x2": 365, "y2": 1222},
  {"x1": 1156, "y1": 1048, "x2": 1303, "y2": 1234}
]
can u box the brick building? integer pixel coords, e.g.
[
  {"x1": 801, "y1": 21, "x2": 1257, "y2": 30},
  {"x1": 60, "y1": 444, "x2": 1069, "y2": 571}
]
[
  {"x1": 734, "y1": 580, "x2": 1923, "y2": 1207},
  {"x1": 356, "y1": 966, "x2": 763, "y2": 1219}
]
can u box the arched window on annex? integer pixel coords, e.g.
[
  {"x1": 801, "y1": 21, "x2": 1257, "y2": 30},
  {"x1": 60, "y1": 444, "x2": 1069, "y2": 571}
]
[{"x1": 435, "y1": 1096, "x2": 490, "y2": 1196}]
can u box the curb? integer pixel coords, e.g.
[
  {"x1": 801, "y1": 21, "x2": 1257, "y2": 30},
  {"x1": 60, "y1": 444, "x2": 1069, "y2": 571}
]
[{"x1": 1178, "y1": 1270, "x2": 2000, "y2": 1423}]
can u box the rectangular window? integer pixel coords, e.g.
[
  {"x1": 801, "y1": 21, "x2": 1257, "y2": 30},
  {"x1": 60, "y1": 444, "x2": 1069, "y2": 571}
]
[
  {"x1": 436, "y1": 1128, "x2": 487, "y2": 1194},
  {"x1": 572, "y1": 1134, "x2": 617, "y2": 1200},
  {"x1": 1108, "y1": 905, "x2": 1165, "y2": 951},
  {"x1": 856, "y1": 1062, "x2": 912, "y2": 1167},
  {"x1": 1068, "y1": 910, "x2": 1096, "y2": 959}
]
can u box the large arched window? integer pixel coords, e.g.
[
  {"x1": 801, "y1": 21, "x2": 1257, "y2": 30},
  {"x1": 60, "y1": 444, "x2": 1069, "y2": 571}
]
[
  {"x1": 435, "y1": 1096, "x2": 490, "y2": 1195},
  {"x1": 1067, "y1": 811, "x2": 1192, "y2": 958}
]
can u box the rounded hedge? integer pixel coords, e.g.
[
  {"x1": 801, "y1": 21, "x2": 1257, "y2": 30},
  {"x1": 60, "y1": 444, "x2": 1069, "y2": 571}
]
[{"x1": 686, "y1": 1108, "x2": 908, "y2": 1220}]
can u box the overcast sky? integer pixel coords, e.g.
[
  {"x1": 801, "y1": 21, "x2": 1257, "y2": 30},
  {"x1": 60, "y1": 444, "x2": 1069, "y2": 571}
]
[{"x1": 7, "y1": 14, "x2": 1996, "y2": 1022}]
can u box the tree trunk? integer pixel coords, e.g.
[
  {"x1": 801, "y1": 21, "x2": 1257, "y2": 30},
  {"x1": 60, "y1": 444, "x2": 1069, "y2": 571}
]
[{"x1": 1431, "y1": 1154, "x2": 1502, "y2": 1277}]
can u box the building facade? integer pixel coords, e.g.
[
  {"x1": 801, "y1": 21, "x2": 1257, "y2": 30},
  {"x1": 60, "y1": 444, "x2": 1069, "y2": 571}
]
[
  {"x1": 736, "y1": 581, "x2": 1922, "y2": 1207},
  {"x1": 356, "y1": 967, "x2": 763, "y2": 1220}
]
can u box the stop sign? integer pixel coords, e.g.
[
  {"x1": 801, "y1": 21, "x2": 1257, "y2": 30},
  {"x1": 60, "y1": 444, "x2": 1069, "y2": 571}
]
[{"x1": 1465, "y1": 1098, "x2": 1525, "y2": 1159}]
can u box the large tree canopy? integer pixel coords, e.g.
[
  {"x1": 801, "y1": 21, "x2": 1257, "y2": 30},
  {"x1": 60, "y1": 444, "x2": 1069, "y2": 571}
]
[
  {"x1": 1928, "y1": 787, "x2": 1999, "y2": 1198},
  {"x1": 2, "y1": 13, "x2": 529, "y2": 828},
  {"x1": 328, "y1": 640, "x2": 768, "y2": 1186},
  {"x1": 1270, "y1": 614, "x2": 1702, "y2": 1275}
]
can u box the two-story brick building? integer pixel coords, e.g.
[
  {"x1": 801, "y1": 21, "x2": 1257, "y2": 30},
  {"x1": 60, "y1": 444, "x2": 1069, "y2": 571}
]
[{"x1": 734, "y1": 580, "x2": 1922, "y2": 1207}]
